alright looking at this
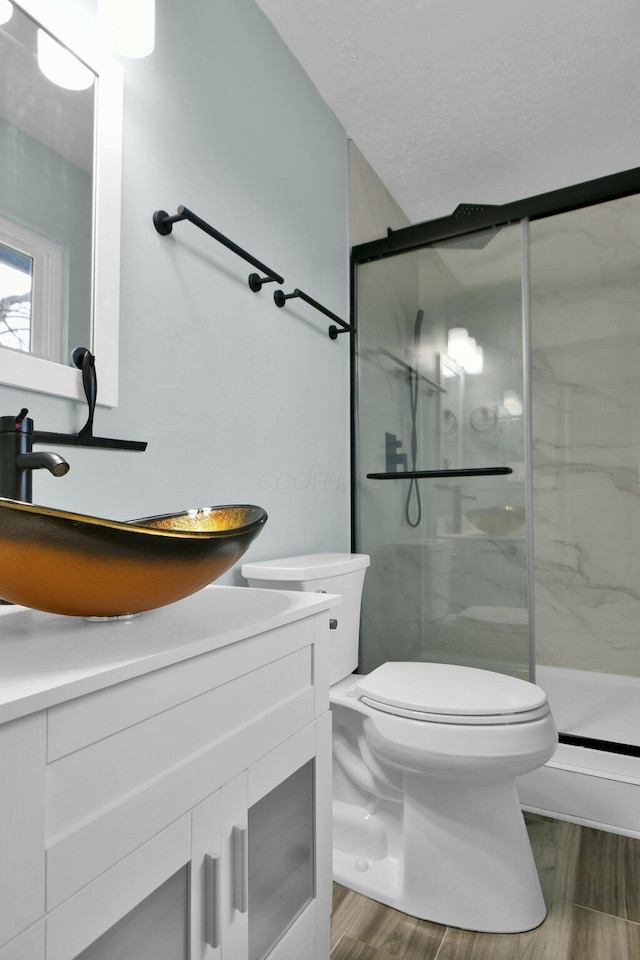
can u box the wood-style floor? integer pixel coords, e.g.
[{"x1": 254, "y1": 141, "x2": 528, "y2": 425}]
[{"x1": 330, "y1": 814, "x2": 640, "y2": 960}]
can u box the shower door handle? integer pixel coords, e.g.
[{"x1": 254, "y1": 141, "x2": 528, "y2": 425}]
[{"x1": 367, "y1": 467, "x2": 513, "y2": 479}]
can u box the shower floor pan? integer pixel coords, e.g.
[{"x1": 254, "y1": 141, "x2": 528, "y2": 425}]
[{"x1": 517, "y1": 665, "x2": 640, "y2": 839}]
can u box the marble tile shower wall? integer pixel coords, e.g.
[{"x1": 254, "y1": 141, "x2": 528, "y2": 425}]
[{"x1": 530, "y1": 196, "x2": 640, "y2": 677}]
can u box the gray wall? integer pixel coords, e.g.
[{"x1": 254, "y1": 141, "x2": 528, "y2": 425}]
[{"x1": 0, "y1": 0, "x2": 351, "y2": 581}]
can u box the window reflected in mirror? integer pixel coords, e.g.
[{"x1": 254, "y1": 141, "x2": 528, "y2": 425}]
[
  {"x1": 0, "y1": 240, "x2": 32, "y2": 353},
  {"x1": 0, "y1": 214, "x2": 62, "y2": 359}
]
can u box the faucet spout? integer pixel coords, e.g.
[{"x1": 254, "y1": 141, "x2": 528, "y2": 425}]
[
  {"x1": 1, "y1": 411, "x2": 71, "y2": 502},
  {"x1": 16, "y1": 452, "x2": 70, "y2": 478}
]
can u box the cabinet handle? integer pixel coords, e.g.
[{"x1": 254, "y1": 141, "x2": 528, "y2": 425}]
[
  {"x1": 204, "y1": 853, "x2": 221, "y2": 948},
  {"x1": 232, "y1": 824, "x2": 248, "y2": 913}
]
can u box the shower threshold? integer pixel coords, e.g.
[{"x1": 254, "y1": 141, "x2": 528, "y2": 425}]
[
  {"x1": 558, "y1": 732, "x2": 640, "y2": 758},
  {"x1": 517, "y1": 665, "x2": 640, "y2": 839}
]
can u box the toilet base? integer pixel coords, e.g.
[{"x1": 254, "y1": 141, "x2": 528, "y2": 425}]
[{"x1": 333, "y1": 776, "x2": 547, "y2": 933}]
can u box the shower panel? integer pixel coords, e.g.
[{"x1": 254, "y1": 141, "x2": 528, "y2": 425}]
[{"x1": 353, "y1": 224, "x2": 530, "y2": 680}]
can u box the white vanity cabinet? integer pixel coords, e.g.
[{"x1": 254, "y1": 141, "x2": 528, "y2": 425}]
[{"x1": 0, "y1": 585, "x2": 336, "y2": 960}]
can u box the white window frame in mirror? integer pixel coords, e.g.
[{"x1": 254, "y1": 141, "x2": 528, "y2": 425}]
[
  {"x1": 0, "y1": 0, "x2": 123, "y2": 407},
  {"x1": 0, "y1": 214, "x2": 64, "y2": 360}
]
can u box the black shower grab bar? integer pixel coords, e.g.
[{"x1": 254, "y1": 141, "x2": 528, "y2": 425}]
[
  {"x1": 366, "y1": 467, "x2": 513, "y2": 479},
  {"x1": 152, "y1": 206, "x2": 284, "y2": 292},
  {"x1": 274, "y1": 288, "x2": 354, "y2": 340}
]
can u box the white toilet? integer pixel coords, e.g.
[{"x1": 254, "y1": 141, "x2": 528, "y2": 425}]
[{"x1": 242, "y1": 552, "x2": 557, "y2": 933}]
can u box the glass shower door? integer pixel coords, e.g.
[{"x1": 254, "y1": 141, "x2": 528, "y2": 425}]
[{"x1": 354, "y1": 222, "x2": 530, "y2": 679}]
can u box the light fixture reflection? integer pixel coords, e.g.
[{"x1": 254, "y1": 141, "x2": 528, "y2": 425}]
[
  {"x1": 503, "y1": 390, "x2": 523, "y2": 417},
  {"x1": 0, "y1": 1, "x2": 12, "y2": 26},
  {"x1": 37, "y1": 29, "x2": 94, "y2": 90},
  {"x1": 447, "y1": 327, "x2": 469, "y2": 357},
  {"x1": 98, "y1": 0, "x2": 155, "y2": 58},
  {"x1": 446, "y1": 326, "x2": 483, "y2": 375}
]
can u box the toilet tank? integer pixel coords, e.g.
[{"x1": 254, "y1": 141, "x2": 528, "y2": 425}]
[{"x1": 241, "y1": 553, "x2": 370, "y2": 685}]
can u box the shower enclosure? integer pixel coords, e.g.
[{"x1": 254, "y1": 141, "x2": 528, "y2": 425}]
[{"x1": 351, "y1": 167, "x2": 640, "y2": 836}]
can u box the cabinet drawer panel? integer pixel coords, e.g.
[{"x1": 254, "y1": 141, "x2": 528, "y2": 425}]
[
  {"x1": 46, "y1": 815, "x2": 190, "y2": 960},
  {"x1": 47, "y1": 618, "x2": 314, "y2": 761},
  {"x1": 46, "y1": 691, "x2": 314, "y2": 908},
  {"x1": 0, "y1": 714, "x2": 46, "y2": 949},
  {"x1": 47, "y1": 647, "x2": 312, "y2": 840}
]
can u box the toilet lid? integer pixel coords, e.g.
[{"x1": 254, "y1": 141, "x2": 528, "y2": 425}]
[{"x1": 354, "y1": 662, "x2": 548, "y2": 718}]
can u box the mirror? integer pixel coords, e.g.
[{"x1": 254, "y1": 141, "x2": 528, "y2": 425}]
[{"x1": 0, "y1": 0, "x2": 122, "y2": 405}]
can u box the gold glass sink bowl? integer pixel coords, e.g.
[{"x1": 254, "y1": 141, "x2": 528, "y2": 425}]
[
  {"x1": 0, "y1": 498, "x2": 267, "y2": 617},
  {"x1": 465, "y1": 505, "x2": 525, "y2": 536}
]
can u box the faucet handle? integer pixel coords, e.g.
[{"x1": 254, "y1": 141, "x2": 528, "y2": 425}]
[
  {"x1": 72, "y1": 348, "x2": 97, "y2": 440},
  {"x1": 1, "y1": 409, "x2": 33, "y2": 436}
]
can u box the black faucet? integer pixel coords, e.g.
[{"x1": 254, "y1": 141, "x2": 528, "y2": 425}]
[{"x1": 0, "y1": 409, "x2": 70, "y2": 502}]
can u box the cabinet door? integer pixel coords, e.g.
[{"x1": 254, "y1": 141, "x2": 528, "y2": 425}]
[
  {"x1": 247, "y1": 716, "x2": 332, "y2": 960},
  {"x1": 191, "y1": 773, "x2": 249, "y2": 960},
  {"x1": 191, "y1": 788, "x2": 222, "y2": 960},
  {"x1": 248, "y1": 760, "x2": 314, "y2": 960},
  {"x1": 46, "y1": 815, "x2": 191, "y2": 960},
  {"x1": 73, "y1": 868, "x2": 189, "y2": 960}
]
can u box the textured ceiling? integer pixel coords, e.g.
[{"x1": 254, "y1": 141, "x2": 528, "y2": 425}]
[{"x1": 254, "y1": 0, "x2": 640, "y2": 225}]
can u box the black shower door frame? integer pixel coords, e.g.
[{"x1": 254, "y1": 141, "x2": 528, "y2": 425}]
[{"x1": 349, "y1": 164, "x2": 640, "y2": 759}]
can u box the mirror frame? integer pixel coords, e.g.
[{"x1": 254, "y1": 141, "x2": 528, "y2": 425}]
[{"x1": 0, "y1": 0, "x2": 123, "y2": 406}]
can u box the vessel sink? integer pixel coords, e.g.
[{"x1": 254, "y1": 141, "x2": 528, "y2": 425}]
[
  {"x1": 465, "y1": 505, "x2": 525, "y2": 536},
  {"x1": 0, "y1": 498, "x2": 267, "y2": 618}
]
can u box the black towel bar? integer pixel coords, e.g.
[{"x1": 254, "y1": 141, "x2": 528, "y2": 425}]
[
  {"x1": 153, "y1": 206, "x2": 284, "y2": 292},
  {"x1": 273, "y1": 288, "x2": 353, "y2": 340}
]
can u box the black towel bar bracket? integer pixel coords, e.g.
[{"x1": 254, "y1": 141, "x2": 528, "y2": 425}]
[
  {"x1": 153, "y1": 206, "x2": 284, "y2": 293},
  {"x1": 274, "y1": 288, "x2": 353, "y2": 340}
]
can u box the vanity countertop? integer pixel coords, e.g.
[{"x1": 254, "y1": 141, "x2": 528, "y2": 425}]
[{"x1": 0, "y1": 584, "x2": 339, "y2": 724}]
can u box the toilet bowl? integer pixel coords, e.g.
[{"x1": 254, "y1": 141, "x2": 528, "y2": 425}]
[{"x1": 242, "y1": 552, "x2": 558, "y2": 933}]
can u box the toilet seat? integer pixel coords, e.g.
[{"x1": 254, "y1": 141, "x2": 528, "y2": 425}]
[
  {"x1": 353, "y1": 662, "x2": 550, "y2": 726},
  {"x1": 358, "y1": 696, "x2": 550, "y2": 724}
]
